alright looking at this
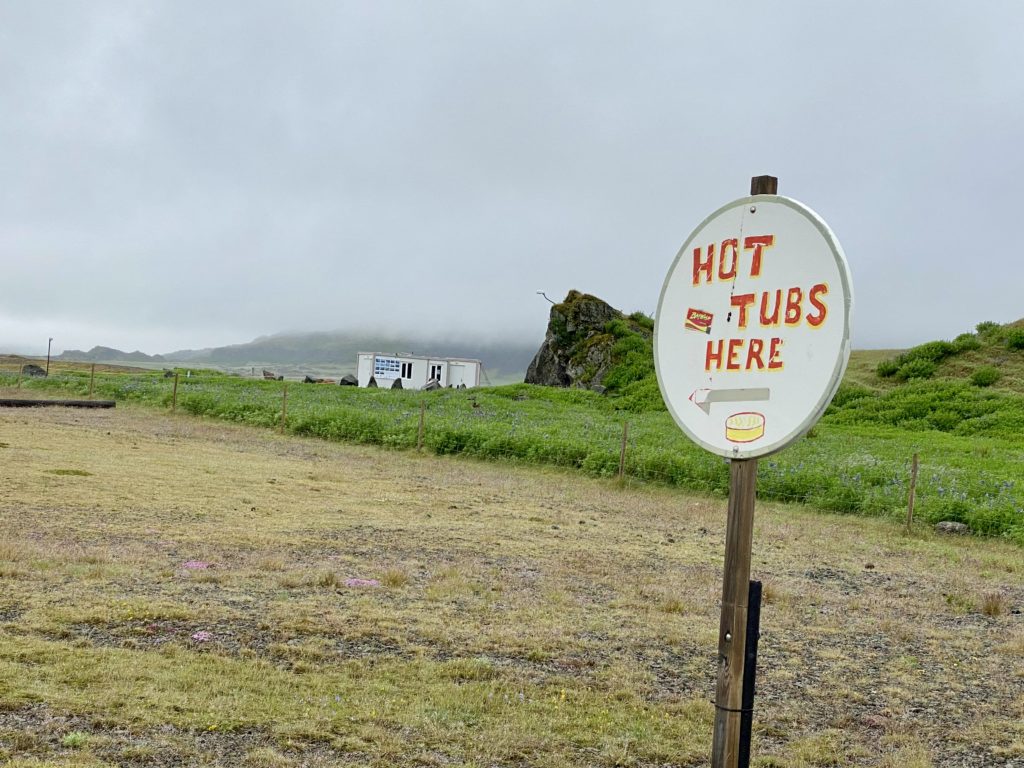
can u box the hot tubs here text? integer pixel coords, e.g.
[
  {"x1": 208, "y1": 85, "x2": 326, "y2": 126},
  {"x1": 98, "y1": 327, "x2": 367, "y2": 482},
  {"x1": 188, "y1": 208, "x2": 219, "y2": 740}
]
[{"x1": 692, "y1": 235, "x2": 829, "y2": 372}]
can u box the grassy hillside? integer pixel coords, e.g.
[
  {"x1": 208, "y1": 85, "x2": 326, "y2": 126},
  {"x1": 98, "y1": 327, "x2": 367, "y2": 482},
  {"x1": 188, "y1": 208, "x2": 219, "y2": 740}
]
[
  {"x1": 822, "y1": 321, "x2": 1024, "y2": 440},
  {"x1": 862, "y1": 320, "x2": 1024, "y2": 392},
  {"x1": 592, "y1": 318, "x2": 1024, "y2": 442},
  {"x1": 842, "y1": 349, "x2": 905, "y2": 389}
]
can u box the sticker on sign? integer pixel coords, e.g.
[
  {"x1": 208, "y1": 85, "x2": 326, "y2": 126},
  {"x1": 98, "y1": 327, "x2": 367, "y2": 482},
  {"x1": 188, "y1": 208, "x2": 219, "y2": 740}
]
[{"x1": 655, "y1": 195, "x2": 853, "y2": 459}]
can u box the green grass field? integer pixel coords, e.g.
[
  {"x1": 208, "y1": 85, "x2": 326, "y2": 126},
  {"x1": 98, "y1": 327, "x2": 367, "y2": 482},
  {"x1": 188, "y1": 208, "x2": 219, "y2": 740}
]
[
  {"x1": 4, "y1": 319, "x2": 1023, "y2": 765},
  {"x1": 4, "y1": 361, "x2": 1024, "y2": 545}
]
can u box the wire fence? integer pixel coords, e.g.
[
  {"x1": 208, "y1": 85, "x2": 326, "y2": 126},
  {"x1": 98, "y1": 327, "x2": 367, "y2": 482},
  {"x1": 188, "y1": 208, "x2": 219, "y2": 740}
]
[{"x1": 2, "y1": 363, "x2": 1022, "y2": 542}]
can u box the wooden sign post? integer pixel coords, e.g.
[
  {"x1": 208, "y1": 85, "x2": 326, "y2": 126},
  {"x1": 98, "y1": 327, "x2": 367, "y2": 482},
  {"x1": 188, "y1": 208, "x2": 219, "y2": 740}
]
[
  {"x1": 712, "y1": 458, "x2": 758, "y2": 765},
  {"x1": 654, "y1": 175, "x2": 853, "y2": 767}
]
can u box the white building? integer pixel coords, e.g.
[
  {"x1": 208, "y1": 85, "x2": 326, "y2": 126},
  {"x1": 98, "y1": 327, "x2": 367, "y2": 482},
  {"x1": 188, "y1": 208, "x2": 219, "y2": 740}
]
[{"x1": 355, "y1": 352, "x2": 482, "y2": 390}]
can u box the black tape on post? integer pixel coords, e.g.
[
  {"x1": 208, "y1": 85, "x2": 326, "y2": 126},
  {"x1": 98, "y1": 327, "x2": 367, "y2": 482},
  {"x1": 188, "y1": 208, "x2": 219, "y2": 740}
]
[{"x1": 738, "y1": 580, "x2": 763, "y2": 768}]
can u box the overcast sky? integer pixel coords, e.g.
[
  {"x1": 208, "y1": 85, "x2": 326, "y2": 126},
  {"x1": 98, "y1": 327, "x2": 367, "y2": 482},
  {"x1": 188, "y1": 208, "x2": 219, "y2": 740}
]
[{"x1": 2, "y1": 2, "x2": 1021, "y2": 355}]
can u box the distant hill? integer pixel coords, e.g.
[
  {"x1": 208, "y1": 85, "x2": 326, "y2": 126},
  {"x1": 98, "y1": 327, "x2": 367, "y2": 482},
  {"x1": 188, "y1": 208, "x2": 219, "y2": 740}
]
[
  {"x1": 57, "y1": 346, "x2": 166, "y2": 363},
  {"x1": 55, "y1": 333, "x2": 538, "y2": 382},
  {"x1": 162, "y1": 331, "x2": 538, "y2": 381}
]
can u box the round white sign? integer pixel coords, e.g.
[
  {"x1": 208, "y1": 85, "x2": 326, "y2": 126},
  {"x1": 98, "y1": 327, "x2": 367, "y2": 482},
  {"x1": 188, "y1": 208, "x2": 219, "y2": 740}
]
[{"x1": 654, "y1": 195, "x2": 853, "y2": 459}]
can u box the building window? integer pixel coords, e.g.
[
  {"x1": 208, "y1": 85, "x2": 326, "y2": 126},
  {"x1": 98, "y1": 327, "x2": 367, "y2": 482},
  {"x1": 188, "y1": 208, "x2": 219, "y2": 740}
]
[
  {"x1": 429, "y1": 364, "x2": 443, "y2": 382},
  {"x1": 374, "y1": 357, "x2": 400, "y2": 377},
  {"x1": 401, "y1": 362, "x2": 413, "y2": 379}
]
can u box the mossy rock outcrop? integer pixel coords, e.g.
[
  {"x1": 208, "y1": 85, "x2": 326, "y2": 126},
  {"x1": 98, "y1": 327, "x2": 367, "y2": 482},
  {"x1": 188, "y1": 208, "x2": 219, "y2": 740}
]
[{"x1": 525, "y1": 290, "x2": 654, "y2": 395}]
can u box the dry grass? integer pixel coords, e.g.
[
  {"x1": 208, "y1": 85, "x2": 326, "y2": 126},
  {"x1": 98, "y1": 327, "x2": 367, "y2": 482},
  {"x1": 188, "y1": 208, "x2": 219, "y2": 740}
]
[
  {"x1": 381, "y1": 568, "x2": 411, "y2": 588},
  {"x1": 0, "y1": 355, "x2": 148, "y2": 375},
  {"x1": 981, "y1": 590, "x2": 1009, "y2": 617},
  {"x1": 0, "y1": 402, "x2": 1021, "y2": 766}
]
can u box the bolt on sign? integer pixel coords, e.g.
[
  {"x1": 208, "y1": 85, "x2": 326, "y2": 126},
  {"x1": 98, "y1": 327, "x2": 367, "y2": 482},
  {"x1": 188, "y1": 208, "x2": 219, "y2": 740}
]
[{"x1": 655, "y1": 195, "x2": 854, "y2": 458}]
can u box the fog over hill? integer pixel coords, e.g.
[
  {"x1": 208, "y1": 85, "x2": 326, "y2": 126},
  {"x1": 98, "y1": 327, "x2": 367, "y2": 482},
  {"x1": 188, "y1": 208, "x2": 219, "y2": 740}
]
[
  {"x1": 57, "y1": 331, "x2": 540, "y2": 380},
  {"x1": 55, "y1": 346, "x2": 166, "y2": 363}
]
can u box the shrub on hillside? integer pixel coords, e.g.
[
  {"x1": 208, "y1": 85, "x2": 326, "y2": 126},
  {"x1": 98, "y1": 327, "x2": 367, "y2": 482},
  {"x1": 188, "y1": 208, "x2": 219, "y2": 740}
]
[
  {"x1": 602, "y1": 343, "x2": 653, "y2": 391},
  {"x1": 971, "y1": 366, "x2": 1000, "y2": 387},
  {"x1": 954, "y1": 333, "x2": 982, "y2": 352},
  {"x1": 612, "y1": 376, "x2": 665, "y2": 413},
  {"x1": 879, "y1": 338, "x2": 966, "y2": 381},
  {"x1": 976, "y1": 320, "x2": 1002, "y2": 336},
  {"x1": 603, "y1": 318, "x2": 632, "y2": 338},
  {"x1": 828, "y1": 382, "x2": 875, "y2": 409},
  {"x1": 1006, "y1": 328, "x2": 1024, "y2": 350},
  {"x1": 903, "y1": 340, "x2": 959, "y2": 364},
  {"x1": 876, "y1": 359, "x2": 900, "y2": 378},
  {"x1": 628, "y1": 311, "x2": 655, "y2": 331},
  {"x1": 599, "y1": 315, "x2": 657, "y2": 398},
  {"x1": 823, "y1": 377, "x2": 1024, "y2": 440},
  {"x1": 895, "y1": 359, "x2": 937, "y2": 380}
]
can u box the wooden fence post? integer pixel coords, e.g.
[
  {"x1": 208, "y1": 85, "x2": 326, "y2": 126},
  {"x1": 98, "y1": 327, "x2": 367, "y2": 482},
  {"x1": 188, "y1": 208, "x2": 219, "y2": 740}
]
[
  {"x1": 172, "y1": 373, "x2": 179, "y2": 412},
  {"x1": 280, "y1": 384, "x2": 288, "y2": 434},
  {"x1": 906, "y1": 453, "x2": 919, "y2": 534},
  {"x1": 618, "y1": 421, "x2": 629, "y2": 481},
  {"x1": 417, "y1": 401, "x2": 426, "y2": 452},
  {"x1": 89, "y1": 363, "x2": 96, "y2": 398},
  {"x1": 16, "y1": 365, "x2": 22, "y2": 389}
]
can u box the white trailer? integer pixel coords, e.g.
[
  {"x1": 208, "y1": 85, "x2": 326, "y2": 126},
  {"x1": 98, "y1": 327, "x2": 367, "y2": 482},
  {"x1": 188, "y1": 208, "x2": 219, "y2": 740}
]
[{"x1": 355, "y1": 352, "x2": 482, "y2": 390}]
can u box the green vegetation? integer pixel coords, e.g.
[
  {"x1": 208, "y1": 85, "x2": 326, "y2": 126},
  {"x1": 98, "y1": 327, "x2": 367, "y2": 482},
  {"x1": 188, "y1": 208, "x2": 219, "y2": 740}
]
[
  {"x1": 971, "y1": 366, "x2": 1001, "y2": 387},
  {"x1": 599, "y1": 313, "x2": 663, "y2": 412},
  {"x1": 6, "y1": 319, "x2": 1024, "y2": 544},
  {"x1": 875, "y1": 336, "x2": 979, "y2": 380},
  {"x1": 5, "y1": 360, "x2": 1024, "y2": 544}
]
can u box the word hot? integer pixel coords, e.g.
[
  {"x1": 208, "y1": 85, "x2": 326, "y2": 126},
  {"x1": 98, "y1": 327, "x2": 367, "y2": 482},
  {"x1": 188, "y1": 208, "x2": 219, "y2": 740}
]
[{"x1": 691, "y1": 235, "x2": 830, "y2": 372}]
